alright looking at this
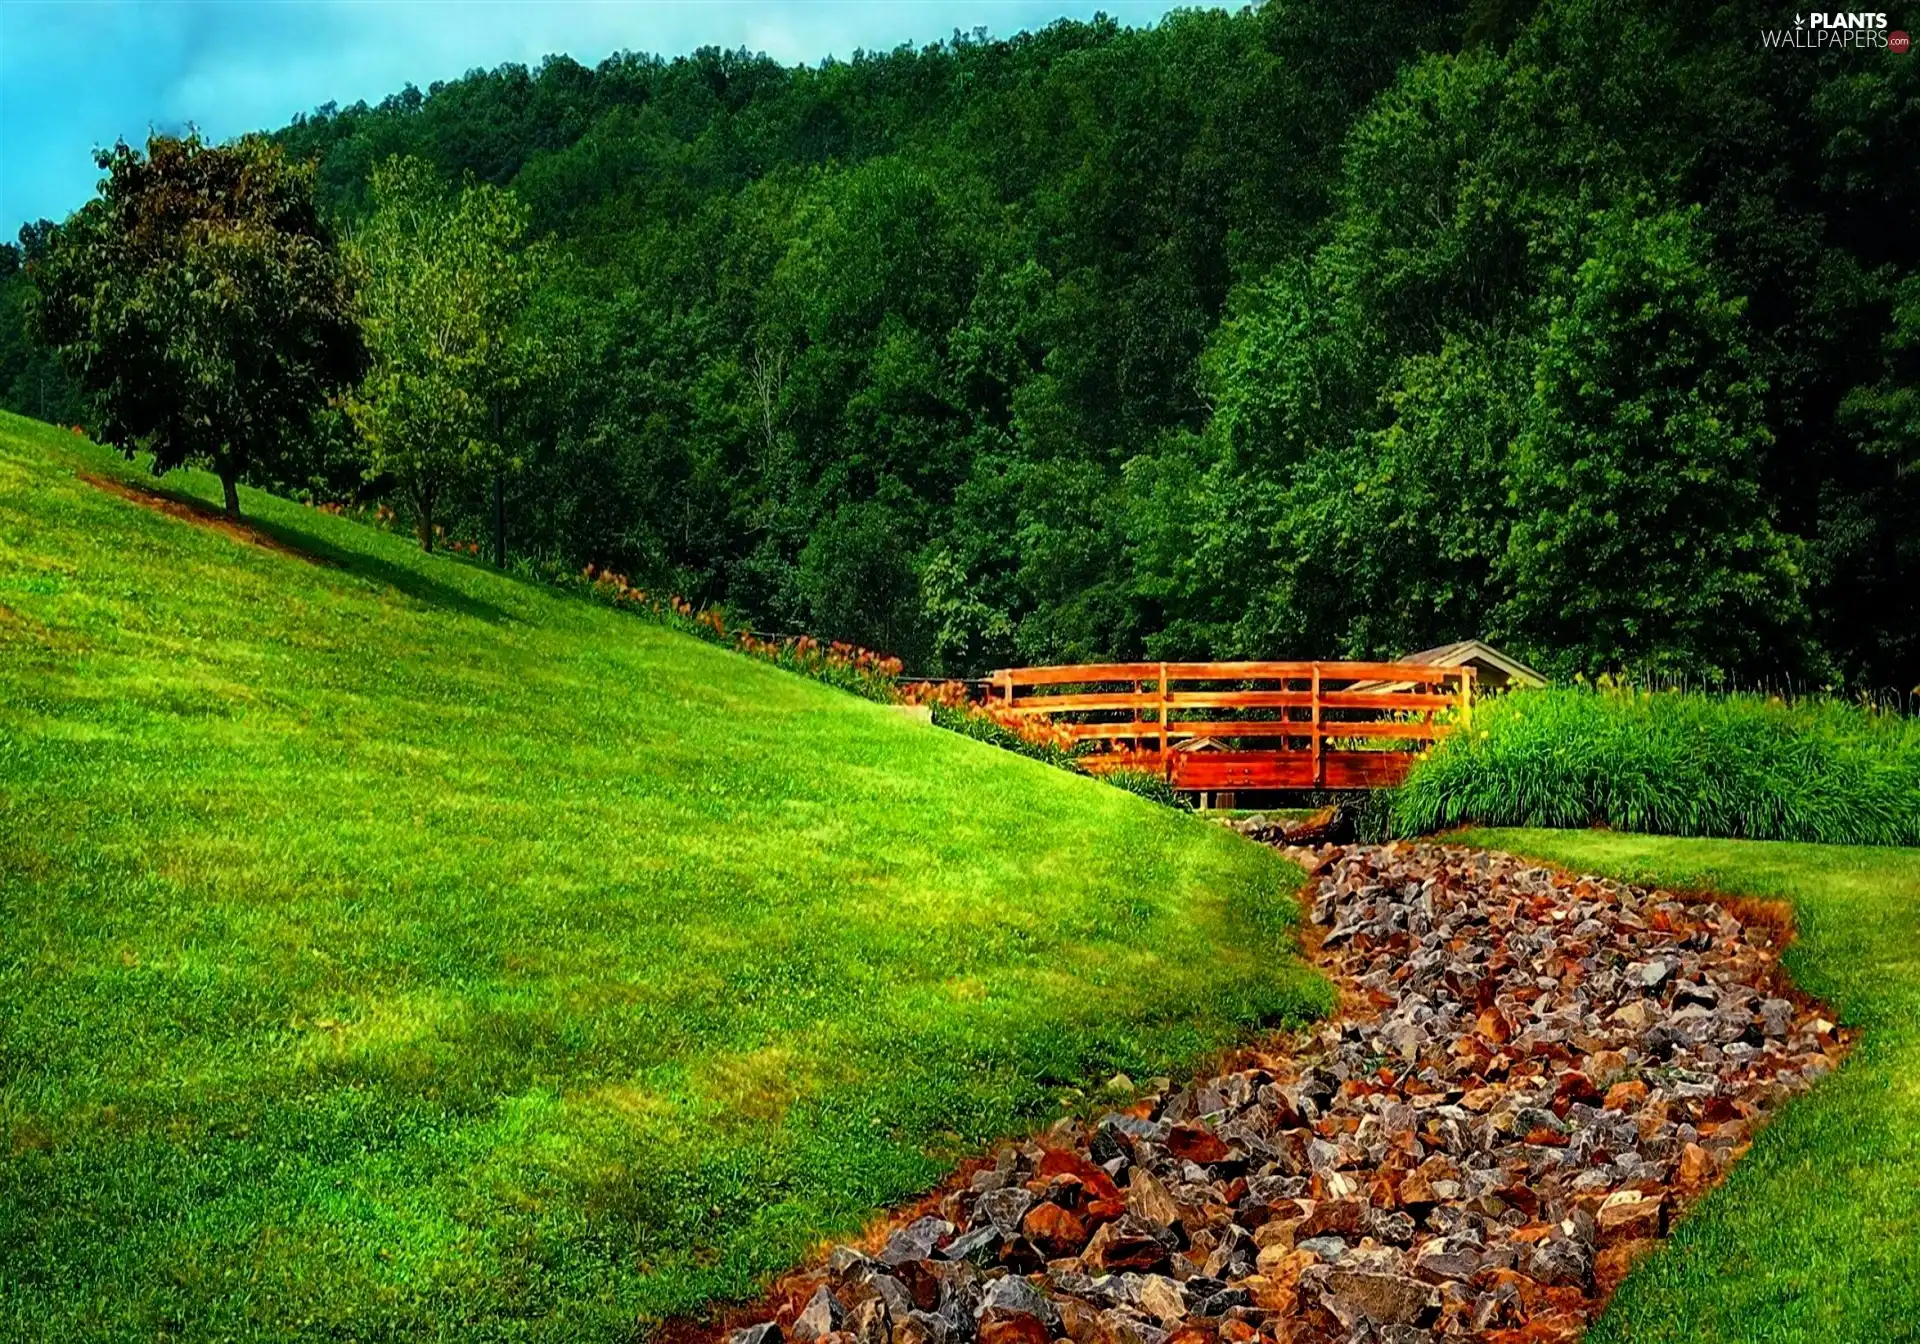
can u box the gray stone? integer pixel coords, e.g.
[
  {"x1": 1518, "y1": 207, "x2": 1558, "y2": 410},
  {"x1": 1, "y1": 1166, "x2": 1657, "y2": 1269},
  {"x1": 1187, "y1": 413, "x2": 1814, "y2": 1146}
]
[
  {"x1": 971, "y1": 1188, "x2": 1034, "y2": 1237},
  {"x1": 792, "y1": 1286, "x2": 845, "y2": 1342},
  {"x1": 880, "y1": 1217, "x2": 953, "y2": 1266}
]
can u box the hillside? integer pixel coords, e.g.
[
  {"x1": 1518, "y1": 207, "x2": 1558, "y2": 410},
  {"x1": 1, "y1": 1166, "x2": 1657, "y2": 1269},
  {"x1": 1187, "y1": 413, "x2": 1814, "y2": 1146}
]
[
  {"x1": 11, "y1": 1, "x2": 1917, "y2": 688},
  {"x1": 0, "y1": 411, "x2": 1325, "y2": 1342}
]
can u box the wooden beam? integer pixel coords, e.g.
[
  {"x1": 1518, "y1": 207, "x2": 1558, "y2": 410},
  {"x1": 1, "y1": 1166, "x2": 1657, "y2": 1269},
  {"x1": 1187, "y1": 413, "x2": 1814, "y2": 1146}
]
[{"x1": 1311, "y1": 662, "x2": 1323, "y2": 790}]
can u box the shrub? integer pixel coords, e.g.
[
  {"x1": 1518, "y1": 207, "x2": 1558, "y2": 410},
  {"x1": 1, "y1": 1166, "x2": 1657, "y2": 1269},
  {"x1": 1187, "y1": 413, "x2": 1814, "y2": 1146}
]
[
  {"x1": 1102, "y1": 767, "x2": 1187, "y2": 809},
  {"x1": 930, "y1": 703, "x2": 1088, "y2": 772},
  {"x1": 1392, "y1": 685, "x2": 1920, "y2": 846}
]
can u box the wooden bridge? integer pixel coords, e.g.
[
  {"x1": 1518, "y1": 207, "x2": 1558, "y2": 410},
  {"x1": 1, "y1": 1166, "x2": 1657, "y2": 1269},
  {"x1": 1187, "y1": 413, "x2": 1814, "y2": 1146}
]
[{"x1": 985, "y1": 661, "x2": 1473, "y2": 793}]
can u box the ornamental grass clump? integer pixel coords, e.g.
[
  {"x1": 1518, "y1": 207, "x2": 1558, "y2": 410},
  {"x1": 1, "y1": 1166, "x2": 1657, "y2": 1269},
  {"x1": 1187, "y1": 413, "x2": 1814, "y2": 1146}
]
[{"x1": 1393, "y1": 684, "x2": 1920, "y2": 846}]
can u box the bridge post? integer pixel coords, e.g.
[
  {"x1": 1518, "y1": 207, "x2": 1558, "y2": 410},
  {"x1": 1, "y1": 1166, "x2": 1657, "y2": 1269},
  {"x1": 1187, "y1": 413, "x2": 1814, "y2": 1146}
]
[
  {"x1": 1158, "y1": 662, "x2": 1170, "y2": 782},
  {"x1": 1311, "y1": 663, "x2": 1323, "y2": 790}
]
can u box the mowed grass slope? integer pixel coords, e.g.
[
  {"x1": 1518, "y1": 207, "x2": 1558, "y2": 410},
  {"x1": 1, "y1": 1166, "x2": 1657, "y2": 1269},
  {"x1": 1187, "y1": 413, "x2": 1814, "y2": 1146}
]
[
  {"x1": 1465, "y1": 828, "x2": 1920, "y2": 1344},
  {"x1": 0, "y1": 411, "x2": 1327, "y2": 1343}
]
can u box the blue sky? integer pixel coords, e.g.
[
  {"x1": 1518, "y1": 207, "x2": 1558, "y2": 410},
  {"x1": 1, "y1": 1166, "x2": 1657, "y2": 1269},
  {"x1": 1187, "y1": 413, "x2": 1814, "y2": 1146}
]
[{"x1": 0, "y1": 1, "x2": 1187, "y2": 239}]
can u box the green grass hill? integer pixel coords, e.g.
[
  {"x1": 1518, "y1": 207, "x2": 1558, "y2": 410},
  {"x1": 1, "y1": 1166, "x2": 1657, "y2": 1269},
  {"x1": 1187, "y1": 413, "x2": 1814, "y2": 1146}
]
[{"x1": 0, "y1": 411, "x2": 1326, "y2": 1342}]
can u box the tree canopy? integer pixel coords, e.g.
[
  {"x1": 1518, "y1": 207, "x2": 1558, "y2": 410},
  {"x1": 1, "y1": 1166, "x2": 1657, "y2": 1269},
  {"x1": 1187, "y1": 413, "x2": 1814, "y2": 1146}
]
[
  {"x1": 347, "y1": 155, "x2": 538, "y2": 550},
  {"x1": 7, "y1": 0, "x2": 1916, "y2": 686},
  {"x1": 26, "y1": 134, "x2": 362, "y2": 516}
]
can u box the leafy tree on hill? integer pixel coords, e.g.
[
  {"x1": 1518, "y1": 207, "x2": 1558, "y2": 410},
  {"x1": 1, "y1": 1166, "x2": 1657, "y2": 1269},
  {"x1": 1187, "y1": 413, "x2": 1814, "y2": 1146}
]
[
  {"x1": 27, "y1": 134, "x2": 362, "y2": 517},
  {"x1": 346, "y1": 156, "x2": 539, "y2": 551}
]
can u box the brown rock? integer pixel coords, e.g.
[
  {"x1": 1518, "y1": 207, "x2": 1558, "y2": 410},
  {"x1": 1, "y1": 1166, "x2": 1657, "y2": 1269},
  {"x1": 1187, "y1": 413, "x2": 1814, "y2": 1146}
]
[
  {"x1": 1476, "y1": 1008, "x2": 1514, "y2": 1044},
  {"x1": 1321, "y1": 1268, "x2": 1440, "y2": 1328},
  {"x1": 1083, "y1": 1218, "x2": 1168, "y2": 1273},
  {"x1": 1297, "y1": 1198, "x2": 1367, "y2": 1239},
  {"x1": 1022, "y1": 1201, "x2": 1089, "y2": 1258},
  {"x1": 979, "y1": 1316, "x2": 1051, "y2": 1344},
  {"x1": 1677, "y1": 1141, "x2": 1715, "y2": 1186},
  {"x1": 1038, "y1": 1149, "x2": 1123, "y2": 1202},
  {"x1": 1125, "y1": 1167, "x2": 1181, "y2": 1229},
  {"x1": 1057, "y1": 1300, "x2": 1102, "y2": 1344},
  {"x1": 1136, "y1": 1275, "x2": 1188, "y2": 1325},
  {"x1": 1586, "y1": 1050, "x2": 1630, "y2": 1087},
  {"x1": 1603, "y1": 1080, "x2": 1648, "y2": 1110},
  {"x1": 1596, "y1": 1191, "x2": 1664, "y2": 1244},
  {"x1": 1166, "y1": 1123, "x2": 1232, "y2": 1165}
]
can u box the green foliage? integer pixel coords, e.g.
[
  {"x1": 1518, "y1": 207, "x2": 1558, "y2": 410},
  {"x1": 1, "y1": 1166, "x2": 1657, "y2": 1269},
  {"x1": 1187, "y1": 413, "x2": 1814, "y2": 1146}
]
[
  {"x1": 1498, "y1": 206, "x2": 1804, "y2": 677},
  {"x1": 1469, "y1": 829, "x2": 1920, "y2": 1343},
  {"x1": 9, "y1": 1, "x2": 1920, "y2": 686},
  {"x1": 0, "y1": 231, "x2": 86, "y2": 427},
  {"x1": 25, "y1": 134, "x2": 362, "y2": 516},
  {"x1": 929, "y1": 701, "x2": 1088, "y2": 773},
  {"x1": 1394, "y1": 685, "x2": 1920, "y2": 845},
  {"x1": 347, "y1": 156, "x2": 539, "y2": 549},
  {"x1": 1100, "y1": 767, "x2": 1186, "y2": 809},
  {"x1": 0, "y1": 414, "x2": 1326, "y2": 1342}
]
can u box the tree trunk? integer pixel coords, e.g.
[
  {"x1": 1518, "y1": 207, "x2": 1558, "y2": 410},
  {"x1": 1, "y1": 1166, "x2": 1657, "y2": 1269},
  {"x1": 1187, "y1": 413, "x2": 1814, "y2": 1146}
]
[
  {"x1": 416, "y1": 508, "x2": 434, "y2": 552},
  {"x1": 220, "y1": 472, "x2": 240, "y2": 519},
  {"x1": 493, "y1": 469, "x2": 505, "y2": 569},
  {"x1": 491, "y1": 399, "x2": 507, "y2": 569}
]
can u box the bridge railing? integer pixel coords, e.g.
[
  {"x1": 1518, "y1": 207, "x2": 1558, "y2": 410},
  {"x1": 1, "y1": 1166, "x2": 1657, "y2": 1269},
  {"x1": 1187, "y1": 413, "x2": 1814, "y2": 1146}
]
[{"x1": 984, "y1": 660, "x2": 1473, "y2": 792}]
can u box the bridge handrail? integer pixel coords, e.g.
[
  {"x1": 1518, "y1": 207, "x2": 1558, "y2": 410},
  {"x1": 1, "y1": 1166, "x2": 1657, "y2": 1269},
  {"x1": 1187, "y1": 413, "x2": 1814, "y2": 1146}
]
[{"x1": 982, "y1": 659, "x2": 1474, "y2": 791}]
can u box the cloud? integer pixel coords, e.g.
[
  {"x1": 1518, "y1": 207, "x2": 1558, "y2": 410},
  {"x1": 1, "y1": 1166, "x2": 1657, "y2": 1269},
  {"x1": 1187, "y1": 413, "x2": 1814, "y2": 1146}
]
[{"x1": 0, "y1": 0, "x2": 1185, "y2": 236}]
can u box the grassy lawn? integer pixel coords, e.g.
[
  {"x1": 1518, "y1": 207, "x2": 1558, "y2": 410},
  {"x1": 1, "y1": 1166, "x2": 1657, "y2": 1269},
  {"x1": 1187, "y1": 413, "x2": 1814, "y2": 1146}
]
[
  {"x1": 0, "y1": 410, "x2": 1327, "y2": 1344},
  {"x1": 1464, "y1": 828, "x2": 1920, "y2": 1344}
]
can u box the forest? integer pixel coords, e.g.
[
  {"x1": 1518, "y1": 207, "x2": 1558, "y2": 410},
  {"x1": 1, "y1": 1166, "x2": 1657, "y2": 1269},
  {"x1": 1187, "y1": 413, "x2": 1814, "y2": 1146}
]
[{"x1": 3, "y1": 0, "x2": 1915, "y2": 687}]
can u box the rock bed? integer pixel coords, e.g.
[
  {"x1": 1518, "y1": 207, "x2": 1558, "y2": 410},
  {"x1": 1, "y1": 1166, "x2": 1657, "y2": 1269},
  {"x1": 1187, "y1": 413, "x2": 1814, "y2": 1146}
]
[{"x1": 723, "y1": 844, "x2": 1847, "y2": 1344}]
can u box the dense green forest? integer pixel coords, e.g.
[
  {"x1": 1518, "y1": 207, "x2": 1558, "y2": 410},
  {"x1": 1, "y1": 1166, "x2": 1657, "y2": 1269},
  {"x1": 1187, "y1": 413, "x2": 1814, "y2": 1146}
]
[{"x1": 5, "y1": 0, "x2": 1916, "y2": 686}]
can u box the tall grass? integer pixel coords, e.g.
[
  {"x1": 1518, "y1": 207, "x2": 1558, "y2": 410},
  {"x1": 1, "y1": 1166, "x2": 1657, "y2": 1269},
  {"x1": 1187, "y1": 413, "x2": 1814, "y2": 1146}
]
[{"x1": 1393, "y1": 686, "x2": 1920, "y2": 845}]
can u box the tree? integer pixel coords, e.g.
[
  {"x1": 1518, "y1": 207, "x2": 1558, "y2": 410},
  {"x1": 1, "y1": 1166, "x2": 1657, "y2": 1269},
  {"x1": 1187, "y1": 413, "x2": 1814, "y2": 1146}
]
[
  {"x1": 1498, "y1": 206, "x2": 1806, "y2": 678},
  {"x1": 27, "y1": 134, "x2": 362, "y2": 516},
  {"x1": 347, "y1": 156, "x2": 537, "y2": 551}
]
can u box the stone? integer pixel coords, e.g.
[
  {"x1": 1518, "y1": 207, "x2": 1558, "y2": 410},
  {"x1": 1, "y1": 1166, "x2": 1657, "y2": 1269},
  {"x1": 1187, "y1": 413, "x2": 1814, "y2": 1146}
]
[
  {"x1": 1525, "y1": 1237, "x2": 1593, "y2": 1288},
  {"x1": 942, "y1": 1226, "x2": 1003, "y2": 1266},
  {"x1": 978, "y1": 1318, "x2": 1048, "y2": 1344},
  {"x1": 1603, "y1": 1080, "x2": 1648, "y2": 1111},
  {"x1": 1084, "y1": 1218, "x2": 1169, "y2": 1274},
  {"x1": 894, "y1": 1311, "x2": 947, "y2": 1344},
  {"x1": 1165, "y1": 1123, "x2": 1232, "y2": 1165},
  {"x1": 1126, "y1": 1168, "x2": 1181, "y2": 1230},
  {"x1": 1321, "y1": 1268, "x2": 1440, "y2": 1328},
  {"x1": 975, "y1": 1188, "x2": 1035, "y2": 1236},
  {"x1": 980, "y1": 1273, "x2": 1054, "y2": 1323},
  {"x1": 1135, "y1": 1275, "x2": 1188, "y2": 1325},
  {"x1": 1296, "y1": 1199, "x2": 1366, "y2": 1239},
  {"x1": 848, "y1": 1297, "x2": 891, "y2": 1344},
  {"x1": 1295, "y1": 1235, "x2": 1348, "y2": 1262},
  {"x1": 718, "y1": 842, "x2": 1842, "y2": 1344},
  {"x1": 1021, "y1": 1203, "x2": 1088, "y2": 1258},
  {"x1": 1677, "y1": 1142, "x2": 1716, "y2": 1186},
  {"x1": 730, "y1": 1325, "x2": 782, "y2": 1344},
  {"x1": 880, "y1": 1218, "x2": 953, "y2": 1266},
  {"x1": 1596, "y1": 1191, "x2": 1664, "y2": 1244},
  {"x1": 792, "y1": 1286, "x2": 845, "y2": 1342},
  {"x1": 1411, "y1": 1238, "x2": 1479, "y2": 1282}
]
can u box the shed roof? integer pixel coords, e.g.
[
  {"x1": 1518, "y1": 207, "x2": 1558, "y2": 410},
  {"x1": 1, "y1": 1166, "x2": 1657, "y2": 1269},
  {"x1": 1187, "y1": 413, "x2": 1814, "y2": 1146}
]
[{"x1": 1400, "y1": 639, "x2": 1548, "y2": 687}]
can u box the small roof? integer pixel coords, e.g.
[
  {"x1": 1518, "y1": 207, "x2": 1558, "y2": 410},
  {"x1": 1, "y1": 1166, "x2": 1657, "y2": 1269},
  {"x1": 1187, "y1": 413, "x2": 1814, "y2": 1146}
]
[
  {"x1": 1401, "y1": 639, "x2": 1548, "y2": 687},
  {"x1": 1343, "y1": 639, "x2": 1549, "y2": 694}
]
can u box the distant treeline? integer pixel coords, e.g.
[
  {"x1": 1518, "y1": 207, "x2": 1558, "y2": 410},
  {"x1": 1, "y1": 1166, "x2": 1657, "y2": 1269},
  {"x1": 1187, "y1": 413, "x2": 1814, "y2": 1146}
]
[{"x1": 5, "y1": 0, "x2": 1915, "y2": 687}]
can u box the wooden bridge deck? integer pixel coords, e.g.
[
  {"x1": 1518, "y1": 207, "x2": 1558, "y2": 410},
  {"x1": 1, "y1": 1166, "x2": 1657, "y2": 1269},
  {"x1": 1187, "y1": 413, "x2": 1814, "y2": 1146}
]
[{"x1": 985, "y1": 660, "x2": 1473, "y2": 793}]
